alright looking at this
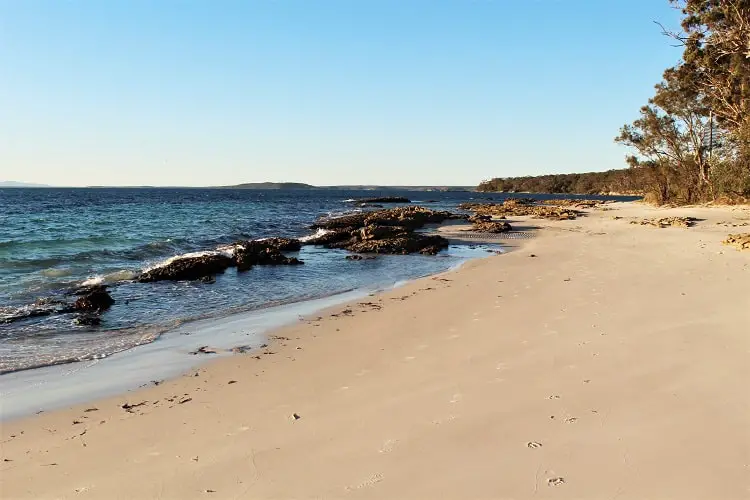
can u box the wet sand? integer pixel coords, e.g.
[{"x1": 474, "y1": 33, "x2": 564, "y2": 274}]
[{"x1": 2, "y1": 201, "x2": 749, "y2": 499}]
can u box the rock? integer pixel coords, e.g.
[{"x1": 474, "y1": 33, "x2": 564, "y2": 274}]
[
  {"x1": 467, "y1": 214, "x2": 493, "y2": 223},
  {"x1": 364, "y1": 206, "x2": 458, "y2": 230},
  {"x1": 459, "y1": 200, "x2": 578, "y2": 220},
  {"x1": 312, "y1": 206, "x2": 458, "y2": 231},
  {"x1": 74, "y1": 315, "x2": 101, "y2": 326},
  {"x1": 311, "y1": 213, "x2": 369, "y2": 230},
  {"x1": 359, "y1": 224, "x2": 408, "y2": 240},
  {"x1": 351, "y1": 196, "x2": 411, "y2": 203},
  {"x1": 471, "y1": 220, "x2": 512, "y2": 233},
  {"x1": 190, "y1": 346, "x2": 218, "y2": 355},
  {"x1": 137, "y1": 254, "x2": 234, "y2": 282},
  {"x1": 345, "y1": 254, "x2": 377, "y2": 260},
  {"x1": 73, "y1": 286, "x2": 114, "y2": 312},
  {"x1": 258, "y1": 237, "x2": 302, "y2": 252},
  {"x1": 1, "y1": 306, "x2": 55, "y2": 324},
  {"x1": 302, "y1": 227, "x2": 358, "y2": 246},
  {"x1": 345, "y1": 234, "x2": 449, "y2": 255},
  {"x1": 541, "y1": 199, "x2": 608, "y2": 208},
  {"x1": 234, "y1": 241, "x2": 304, "y2": 271},
  {"x1": 630, "y1": 217, "x2": 697, "y2": 228}
]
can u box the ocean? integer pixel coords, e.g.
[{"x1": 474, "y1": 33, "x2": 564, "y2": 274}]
[{"x1": 0, "y1": 188, "x2": 624, "y2": 375}]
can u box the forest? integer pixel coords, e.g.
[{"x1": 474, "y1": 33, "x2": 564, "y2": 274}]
[{"x1": 480, "y1": 1, "x2": 749, "y2": 204}]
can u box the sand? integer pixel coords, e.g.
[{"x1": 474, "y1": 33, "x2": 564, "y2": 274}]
[{"x1": 1, "y1": 201, "x2": 749, "y2": 499}]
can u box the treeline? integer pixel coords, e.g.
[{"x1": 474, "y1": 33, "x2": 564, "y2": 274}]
[
  {"x1": 481, "y1": 1, "x2": 750, "y2": 205},
  {"x1": 477, "y1": 169, "x2": 647, "y2": 195}
]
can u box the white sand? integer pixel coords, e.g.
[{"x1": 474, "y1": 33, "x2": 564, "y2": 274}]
[{"x1": 1, "y1": 201, "x2": 749, "y2": 499}]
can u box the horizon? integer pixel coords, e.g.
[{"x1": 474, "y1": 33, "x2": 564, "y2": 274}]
[{"x1": 2, "y1": 1, "x2": 682, "y2": 187}]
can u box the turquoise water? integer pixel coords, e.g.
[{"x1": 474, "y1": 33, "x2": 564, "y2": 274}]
[{"x1": 0, "y1": 188, "x2": 635, "y2": 373}]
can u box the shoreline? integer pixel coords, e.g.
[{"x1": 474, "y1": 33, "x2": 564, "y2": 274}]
[
  {"x1": 0, "y1": 240, "x2": 505, "y2": 421},
  {"x1": 2, "y1": 201, "x2": 748, "y2": 499}
]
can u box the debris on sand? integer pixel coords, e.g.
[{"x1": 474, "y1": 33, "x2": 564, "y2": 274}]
[
  {"x1": 629, "y1": 216, "x2": 697, "y2": 228},
  {"x1": 723, "y1": 233, "x2": 750, "y2": 251}
]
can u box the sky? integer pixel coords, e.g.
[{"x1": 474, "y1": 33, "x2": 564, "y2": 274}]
[{"x1": 0, "y1": 1, "x2": 684, "y2": 187}]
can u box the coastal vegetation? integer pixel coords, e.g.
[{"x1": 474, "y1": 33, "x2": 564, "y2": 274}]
[{"x1": 480, "y1": 0, "x2": 750, "y2": 205}]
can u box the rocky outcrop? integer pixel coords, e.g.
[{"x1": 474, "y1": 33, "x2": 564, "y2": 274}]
[
  {"x1": 629, "y1": 217, "x2": 697, "y2": 228},
  {"x1": 359, "y1": 224, "x2": 408, "y2": 240},
  {"x1": 541, "y1": 199, "x2": 608, "y2": 208},
  {"x1": 312, "y1": 206, "x2": 459, "y2": 231},
  {"x1": 345, "y1": 234, "x2": 449, "y2": 255},
  {"x1": 137, "y1": 254, "x2": 234, "y2": 282},
  {"x1": 306, "y1": 207, "x2": 455, "y2": 256},
  {"x1": 364, "y1": 206, "x2": 459, "y2": 229},
  {"x1": 460, "y1": 199, "x2": 579, "y2": 220},
  {"x1": 73, "y1": 285, "x2": 115, "y2": 312},
  {"x1": 258, "y1": 237, "x2": 302, "y2": 252},
  {"x1": 234, "y1": 241, "x2": 303, "y2": 272},
  {"x1": 351, "y1": 196, "x2": 411, "y2": 203},
  {"x1": 346, "y1": 254, "x2": 377, "y2": 260},
  {"x1": 311, "y1": 213, "x2": 369, "y2": 230},
  {"x1": 471, "y1": 220, "x2": 512, "y2": 233}
]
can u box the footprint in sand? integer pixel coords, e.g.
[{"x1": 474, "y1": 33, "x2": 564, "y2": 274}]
[
  {"x1": 564, "y1": 417, "x2": 578, "y2": 424},
  {"x1": 547, "y1": 477, "x2": 565, "y2": 486},
  {"x1": 449, "y1": 394, "x2": 462, "y2": 403},
  {"x1": 345, "y1": 473, "x2": 383, "y2": 491},
  {"x1": 379, "y1": 439, "x2": 399, "y2": 453},
  {"x1": 431, "y1": 415, "x2": 457, "y2": 425},
  {"x1": 527, "y1": 441, "x2": 543, "y2": 449}
]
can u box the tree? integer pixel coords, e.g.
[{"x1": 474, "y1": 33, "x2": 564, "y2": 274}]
[
  {"x1": 664, "y1": 0, "x2": 750, "y2": 141},
  {"x1": 615, "y1": 70, "x2": 713, "y2": 203}
]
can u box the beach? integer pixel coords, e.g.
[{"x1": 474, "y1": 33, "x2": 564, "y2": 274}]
[{"x1": 2, "y1": 201, "x2": 749, "y2": 499}]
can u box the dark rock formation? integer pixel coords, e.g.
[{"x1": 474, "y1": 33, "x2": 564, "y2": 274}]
[
  {"x1": 471, "y1": 220, "x2": 512, "y2": 233},
  {"x1": 234, "y1": 241, "x2": 303, "y2": 272},
  {"x1": 306, "y1": 206, "x2": 456, "y2": 256},
  {"x1": 359, "y1": 224, "x2": 408, "y2": 241},
  {"x1": 311, "y1": 213, "x2": 369, "y2": 230},
  {"x1": 137, "y1": 254, "x2": 234, "y2": 282},
  {"x1": 1, "y1": 307, "x2": 54, "y2": 324},
  {"x1": 345, "y1": 254, "x2": 377, "y2": 260},
  {"x1": 345, "y1": 234, "x2": 449, "y2": 255},
  {"x1": 304, "y1": 228, "x2": 358, "y2": 246},
  {"x1": 74, "y1": 315, "x2": 102, "y2": 326},
  {"x1": 258, "y1": 237, "x2": 302, "y2": 252},
  {"x1": 351, "y1": 196, "x2": 411, "y2": 203},
  {"x1": 312, "y1": 206, "x2": 459, "y2": 232},
  {"x1": 73, "y1": 286, "x2": 114, "y2": 312},
  {"x1": 467, "y1": 214, "x2": 493, "y2": 223}
]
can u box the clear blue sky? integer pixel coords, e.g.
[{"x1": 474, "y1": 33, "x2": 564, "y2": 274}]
[{"x1": 1, "y1": 1, "x2": 683, "y2": 187}]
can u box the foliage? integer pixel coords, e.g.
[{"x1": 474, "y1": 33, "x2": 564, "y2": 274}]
[
  {"x1": 476, "y1": 169, "x2": 648, "y2": 195},
  {"x1": 480, "y1": 1, "x2": 749, "y2": 205},
  {"x1": 615, "y1": 0, "x2": 750, "y2": 204}
]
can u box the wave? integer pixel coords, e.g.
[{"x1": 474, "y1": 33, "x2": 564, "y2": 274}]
[
  {"x1": 80, "y1": 269, "x2": 140, "y2": 287},
  {"x1": 40, "y1": 267, "x2": 75, "y2": 278},
  {"x1": 299, "y1": 228, "x2": 332, "y2": 242},
  {"x1": 141, "y1": 247, "x2": 239, "y2": 274}
]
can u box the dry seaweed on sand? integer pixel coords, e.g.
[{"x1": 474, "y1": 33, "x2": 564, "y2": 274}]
[
  {"x1": 629, "y1": 217, "x2": 697, "y2": 228},
  {"x1": 723, "y1": 233, "x2": 750, "y2": 251}
]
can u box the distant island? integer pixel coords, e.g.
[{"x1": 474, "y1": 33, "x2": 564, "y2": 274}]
[{"x1": 0, "y1": 181, "x2": 51, "y2": 188}]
